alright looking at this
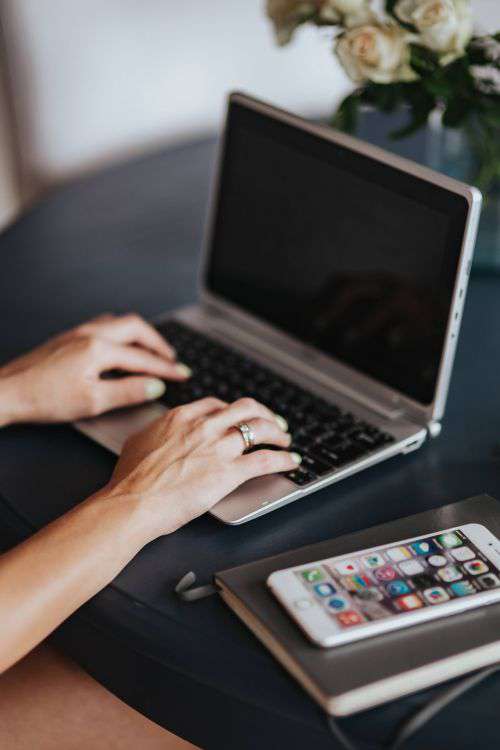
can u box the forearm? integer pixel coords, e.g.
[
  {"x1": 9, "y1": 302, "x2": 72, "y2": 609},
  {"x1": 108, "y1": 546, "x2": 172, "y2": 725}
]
[
  {"x1": 0, "y1": 374, "x2": 29, "y2": 428},
  {"x1": 0, "y1": 490, "x2": 152, "y2": 672}
]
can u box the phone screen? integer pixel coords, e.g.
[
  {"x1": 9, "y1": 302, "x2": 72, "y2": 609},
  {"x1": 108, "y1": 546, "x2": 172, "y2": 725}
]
[{"x1": 296, "y1": 529, "x2": 500, "y2": 632}]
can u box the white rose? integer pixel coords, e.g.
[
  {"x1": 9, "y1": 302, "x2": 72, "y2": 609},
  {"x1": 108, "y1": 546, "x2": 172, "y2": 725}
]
[
  {"x1": 319, "y1": 0, "x2": 374, "y2": 28},
  {"x1": 266, "y1": 0, "x2": 316, "y2": 45},
  {"x1": 395, "y1": 0, "x2": 472, "y2": 63},
  {"x1": 336, "y1": 24, "x2": 417, "y2": 83}
]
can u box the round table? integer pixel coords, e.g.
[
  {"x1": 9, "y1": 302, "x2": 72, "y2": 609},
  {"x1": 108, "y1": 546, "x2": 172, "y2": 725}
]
[{"x1": 1, "y1": 137, "x2": 500, "y2": 750}]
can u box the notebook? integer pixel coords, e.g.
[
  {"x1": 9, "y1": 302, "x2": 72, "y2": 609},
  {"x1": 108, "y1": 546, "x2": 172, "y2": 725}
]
[{"x1": 215, "y1": 494, "x2": 500, "y2": 716}]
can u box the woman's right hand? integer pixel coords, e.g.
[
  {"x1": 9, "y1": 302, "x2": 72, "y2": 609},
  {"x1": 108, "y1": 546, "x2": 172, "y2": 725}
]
[{"x1": 103, "y1": 397, "x2": 301, "y2": 539}]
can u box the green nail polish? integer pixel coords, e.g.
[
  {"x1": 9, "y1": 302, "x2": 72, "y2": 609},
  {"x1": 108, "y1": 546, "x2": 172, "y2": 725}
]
[
  {"x1": 275, "y1": 414, "x2": 288, "y2": 432},
  {"x1": 145, "y1": 378, "x2": 166, "y2": 400},
  {"x1": 290, "y1": 452, "x2": 302, "y2": 465},
  {"x1": 176, "y1": 363, "x2": 192, "y2": 377}
]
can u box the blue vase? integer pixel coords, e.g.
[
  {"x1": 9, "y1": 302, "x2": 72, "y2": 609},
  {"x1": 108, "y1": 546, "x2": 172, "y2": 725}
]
[{"x1": 352, "y1": 107, "x2": 500, "y2": 273}]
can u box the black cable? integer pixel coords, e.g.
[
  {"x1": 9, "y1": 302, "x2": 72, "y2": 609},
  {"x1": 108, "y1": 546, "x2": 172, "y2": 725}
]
[
  {"x1": 326, "y1": 715, "x2": 361, "y2": 750},
  {"x1": 175, "y1": 572, "x2": 500, "y2": 749},
  {"x1": 387, "y1": 664, "x2": 500, "y2": 749}
]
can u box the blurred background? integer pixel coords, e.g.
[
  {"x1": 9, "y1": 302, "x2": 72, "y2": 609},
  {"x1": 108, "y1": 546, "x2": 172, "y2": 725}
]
[{"x1": 0, "y1": 0, "x2": 497, "y2": 232}]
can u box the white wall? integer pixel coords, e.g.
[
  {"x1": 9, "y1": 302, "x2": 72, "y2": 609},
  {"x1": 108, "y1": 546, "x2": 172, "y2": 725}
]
[
  {"x1": 0, "y1": 55, "x2": 20, "y2": 228},
  {"x1": 1, "y1": 0, "x2": 498, "y2": 201},
  {"x1": 3, "y1": 0, "x2": 350, "y2": 185}
]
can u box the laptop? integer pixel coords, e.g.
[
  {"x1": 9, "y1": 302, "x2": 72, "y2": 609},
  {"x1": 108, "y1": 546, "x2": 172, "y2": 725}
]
[{"x1": 75, "y1": 92, "x2": 482, "y2": 525}]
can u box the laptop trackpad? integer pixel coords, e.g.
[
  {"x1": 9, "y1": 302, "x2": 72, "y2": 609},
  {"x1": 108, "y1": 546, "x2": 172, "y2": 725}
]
[{"x1": 74, "y1": 402, "x2": 167, "y2": 455}]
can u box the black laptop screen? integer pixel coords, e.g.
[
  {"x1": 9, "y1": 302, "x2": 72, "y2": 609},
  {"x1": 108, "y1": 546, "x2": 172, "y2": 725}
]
[{"x1": 206, "y1": 100, "x2": 469, "y2": 405}]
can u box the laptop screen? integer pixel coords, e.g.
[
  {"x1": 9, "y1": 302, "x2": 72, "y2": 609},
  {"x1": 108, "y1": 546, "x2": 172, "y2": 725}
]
[{"x1": 205, "y1": 100, "x2": 469, "y2": 406}]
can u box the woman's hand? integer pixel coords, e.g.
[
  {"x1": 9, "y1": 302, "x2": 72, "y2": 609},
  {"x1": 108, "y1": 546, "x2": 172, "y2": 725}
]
[
  {"x1": 0, "y1": 396, "x2": 300, "y2": 672},
  {"x1": 0, "y1": 313, "x2": 190, "y2": 426},
  {"x1": 105, "y1": 396, "x2": 301, "y2": 539}
]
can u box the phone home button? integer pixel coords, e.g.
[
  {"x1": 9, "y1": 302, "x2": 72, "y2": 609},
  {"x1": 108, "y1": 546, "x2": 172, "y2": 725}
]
[{"x1": 294, "y1": 598, "x2": 313, "y2": 610}]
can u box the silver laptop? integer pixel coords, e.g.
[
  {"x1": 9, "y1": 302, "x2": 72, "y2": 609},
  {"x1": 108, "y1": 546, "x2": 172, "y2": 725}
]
[{"x1": 75, "y1": 92, "x2": 482, "y2": 525}]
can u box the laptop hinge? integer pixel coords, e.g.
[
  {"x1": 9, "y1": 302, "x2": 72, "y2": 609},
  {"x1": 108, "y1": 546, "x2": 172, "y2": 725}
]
[{"x1": 203, "y1": 306, "x2": 404, "y2": 422}]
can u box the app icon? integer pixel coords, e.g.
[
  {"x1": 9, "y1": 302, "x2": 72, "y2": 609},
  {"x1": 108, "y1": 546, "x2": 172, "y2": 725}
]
[
  {"x1": 478, "y1": 573, "x2": 500, "y2": 590},
  {"x1": 437, "y1": 532, "x2": 463, "y2": 549},
  {"x1": 314, "y1": 583, "x2": 336, "y2": 597},
  {"x1": 464, "y1": 560, "x2": 489, "y2": 576},
  {"x1": 362, "y1": 553, "x2": 385, "y2": 569},
  {"x1": 340, "y1": 576, "x2": 358, "y2": 592},
  {"x1": 360, "y1": 601, "x2": 390, "y2": 620},
  {"x1": 356, "y1": 587, "x2": 384, "y2": 602},
  {"x1": 336, "y1": 611, "x2": 365, "y2": 628},
  {"x1": 374, "y1": 565, "x2": 397, "y2": 582},
  {"x1": 301, "y1": 568, "x2": 324, "y2": 583},
  {"x1": 351, "y1": 574, "x2": 373, "y2": 590},
  {"x1": 387, "y1": 546, "x2": 412, "y2": 562},
  {"x1": 410, "y1": 540, "x2": 438, "y2": 556},
  {"x1": 423, "y1": 587, "x2": 450, "y2": 604},
  {"x1": 395, "y1": 594, "x2": 423, "y2": 611},
  {"x1": 386, "y1": 580, "x2": 411, "y2": 597},
  {"x1": 437, "y1": 565, "x2": 463, "y2": 583},
  {"x1": 450, "y1": 580, "x2": 476, "y2": 597},
  {"x1": 412, "y1": 574, "x2": 435, "y2": 589},
  {"x1": 328, "y1": 595, "x2": 349, "y2": 611},
  {"x1": 451, "y1": 546, "x2": 475, "y2": 562},
  {"x1": 333, "y1": 559, "x2": 359, "y2": 576},
  {"x1": 399, "y1": 559, "x2": 425, "y2": 576},
  {"x1": 427, "y1": 554, "x2": 448, "y2": 568}
]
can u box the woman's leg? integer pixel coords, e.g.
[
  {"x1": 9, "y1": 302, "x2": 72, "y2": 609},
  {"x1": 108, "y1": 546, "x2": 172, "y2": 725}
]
[{"x1": 0, "y1": 643, "x2": 198, "y2": 750}]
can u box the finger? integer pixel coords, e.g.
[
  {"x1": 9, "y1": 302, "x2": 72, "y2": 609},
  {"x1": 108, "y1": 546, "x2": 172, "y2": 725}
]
[
  {"x1": 204, "y1": 397, "x2": 287, "y2": 438},
  {"x1": 97, "y1": 342, "x2": 190, "y2": 381},
  {"x1": 220, "y1": 417, "x2": 291, "y2": 458},
  {"x1": 97, "y1": 376, "x2": 167, "y2": 413},
  {"x1": 94, "y1": 314, "x2": 177, "y2": 361},
  {"x1": 170, "y1": 396, "x2": 227, "y2": 423},
  {"x1": 237, "y1": 449, "x2": 302, "y2": 481}
]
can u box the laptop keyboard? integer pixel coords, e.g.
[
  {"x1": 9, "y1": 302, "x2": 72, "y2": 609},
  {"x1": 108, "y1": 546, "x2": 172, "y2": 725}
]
[{"x1": 156, "y1": 320, "x2": 395, "y2": 487}]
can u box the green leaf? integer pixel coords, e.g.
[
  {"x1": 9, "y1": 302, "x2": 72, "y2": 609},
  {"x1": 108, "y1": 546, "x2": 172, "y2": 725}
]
[
  {"x1": 442, "y1": 98, "x2": 471, "y2": 127},
  {"x1": 478, "y1": 98, "x2": 500, "y2": 128},
  {"x1": 422, "y1": 76, "x2": 453, "y2": 99},
  {"x1": 363, "y1": 83, "x2": 404, "y2": 113},
  {"x1": 410, "y1": 44, "x2": 440, "y2": 76},
  {"x1": 332, "y1": 92, "x2": 362, "y2": 133},
  {"x1": 389, "y1": 84, "x2": 436, "y2": 139}
]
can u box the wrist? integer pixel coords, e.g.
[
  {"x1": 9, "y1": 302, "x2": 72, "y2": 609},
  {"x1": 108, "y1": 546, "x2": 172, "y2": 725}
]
[
  {"x1": 92, "y1": 487, "x2": 168, "y2": 550},
  {"x1": 96, "y1": 484, "x2": 181, "y2": 547},
  {"x1": 0, "y1": 373, "x2": 31, "y2": 428}
]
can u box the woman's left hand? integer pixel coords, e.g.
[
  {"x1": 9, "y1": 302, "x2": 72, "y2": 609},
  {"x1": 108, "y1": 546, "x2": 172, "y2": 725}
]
[{"x1": 0, "y1": 313, "x2": 189, "y2": 426}]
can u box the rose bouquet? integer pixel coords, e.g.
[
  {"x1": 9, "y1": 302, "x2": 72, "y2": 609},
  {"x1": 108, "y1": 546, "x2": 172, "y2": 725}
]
[{"x1": 266, "y1": 1, "x2": 500, "y2": 191}]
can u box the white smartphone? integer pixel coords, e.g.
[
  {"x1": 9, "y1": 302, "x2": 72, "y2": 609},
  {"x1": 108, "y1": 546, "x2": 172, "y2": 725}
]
[{"x1": 267, "y1": 523, "x2": 500, "y2": 648}]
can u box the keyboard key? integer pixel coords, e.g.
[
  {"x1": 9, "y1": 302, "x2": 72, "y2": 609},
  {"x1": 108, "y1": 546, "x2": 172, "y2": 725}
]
[{"x1": 156, "y1": 320, "x2": 395, "y2": 481}]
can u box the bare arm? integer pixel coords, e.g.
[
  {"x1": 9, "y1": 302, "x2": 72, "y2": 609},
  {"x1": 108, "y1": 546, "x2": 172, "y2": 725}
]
[
  {"x1": 0, "y1": 396, "x2": 298, "y2": 673},
  {"x1": 0, "y1": 490, "x2": 148, "y2": 671}
]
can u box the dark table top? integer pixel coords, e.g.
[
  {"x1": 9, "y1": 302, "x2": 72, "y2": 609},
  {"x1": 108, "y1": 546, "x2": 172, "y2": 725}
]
[{"x1": 1, "y1": 136, "x2": 500, "y2": 750}]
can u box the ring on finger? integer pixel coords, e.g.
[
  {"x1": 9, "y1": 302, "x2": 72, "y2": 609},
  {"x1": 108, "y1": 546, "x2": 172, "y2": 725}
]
[{"x1": 236, "y1": 422, "x2": 256, "y2": 452}]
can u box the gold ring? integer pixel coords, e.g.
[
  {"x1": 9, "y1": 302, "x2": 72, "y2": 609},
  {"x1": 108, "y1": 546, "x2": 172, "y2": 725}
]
[{"x1": 236, "y1": 422, "x2": 256, "y2": 451}]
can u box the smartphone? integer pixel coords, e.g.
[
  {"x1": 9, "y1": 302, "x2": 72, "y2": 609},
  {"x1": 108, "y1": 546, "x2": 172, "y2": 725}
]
[{"x1": 267, "y1": 524, "x2": 500, "y2": 648}]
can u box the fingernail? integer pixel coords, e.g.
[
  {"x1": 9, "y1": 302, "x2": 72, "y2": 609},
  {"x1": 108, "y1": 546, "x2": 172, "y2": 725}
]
[
  {"x1": 290, "y1": 452, "x2": 302, "y2": 465},
  {"x1": 275, "y1": 414, "x2": 288, "y2": 432},
  {"x1": 145, "y1": 378, "x2": 166, "y2": 400},
  {"x1": 175, "y1": 363, "x2": 192, "y2": 377}
]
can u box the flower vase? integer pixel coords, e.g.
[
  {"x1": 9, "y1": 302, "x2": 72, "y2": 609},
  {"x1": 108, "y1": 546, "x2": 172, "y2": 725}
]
[{"x1": 351, "y1": 107, "x2": 500, "y2": 273}]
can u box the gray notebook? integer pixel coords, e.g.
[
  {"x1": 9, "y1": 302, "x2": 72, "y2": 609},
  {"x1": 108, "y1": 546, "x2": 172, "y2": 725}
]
[{"x1": 216, "y1": 494, "x2": 500, "y2": 716}]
